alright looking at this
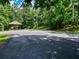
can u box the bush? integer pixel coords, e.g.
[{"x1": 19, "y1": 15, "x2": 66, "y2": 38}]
[{"x1": 0, "y1": 1, "x2": 78, "y2": 31}]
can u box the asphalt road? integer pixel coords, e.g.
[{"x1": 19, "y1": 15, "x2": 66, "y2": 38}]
[{"x1": 0, "y1": 30, "x2": 79, "y2": 59}]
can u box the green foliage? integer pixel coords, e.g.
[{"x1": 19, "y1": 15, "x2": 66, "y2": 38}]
[
  {"x1": 0, "y1": 34, "x2": 11, "y2": 48},
  {"x1": 0, "y1": 0, "x2": 79, "y2": 31},
  {"x1": 0, "y1": 0, "x2": 9, "y2": 5},
  {"x1": 0, "y1": 4, "x2": 24, "y2": 30}
]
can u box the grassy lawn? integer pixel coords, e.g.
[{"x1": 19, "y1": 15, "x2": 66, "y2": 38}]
[
  {"x1": 0, "y1": 35, "x2": 11, "y2": 48},
  {"x1": 59, "y1": 27, "x2": 79, "y2": 33},
  {"x1": 33, "y1": 26, "x2": 49, "y2": 30}
]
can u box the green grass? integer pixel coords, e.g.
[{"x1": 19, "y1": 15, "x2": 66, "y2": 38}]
[
  {"x1": 0, "y1": 35, "x2": 11, "y2": 48},
  {"x1": 0, "y1": 35, "x2": 11, "y2": 41},
  {"x1": 33, "y1": 26, "x2": 49, "y2": 30},
  {"x1": 59, "y1": 27, "x2": 79, "y2": 33}
]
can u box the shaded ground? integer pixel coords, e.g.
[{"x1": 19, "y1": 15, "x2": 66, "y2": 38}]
[{"x1": 0, "y1": 35, "x2": 79, "y2": 59}]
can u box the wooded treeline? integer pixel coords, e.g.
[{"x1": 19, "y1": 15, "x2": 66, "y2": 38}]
[{"x1": 0, "y1": 0, "x2": 79, "y2": 30}]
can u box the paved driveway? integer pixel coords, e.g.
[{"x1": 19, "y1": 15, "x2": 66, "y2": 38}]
[{"x1": 0, "y1": 30, "x2": 79, "y2": 59}]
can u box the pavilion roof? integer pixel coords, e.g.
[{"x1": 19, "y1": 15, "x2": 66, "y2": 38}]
[{"x1": 9, "y1": 21, "x2": 21, "y2": 25}]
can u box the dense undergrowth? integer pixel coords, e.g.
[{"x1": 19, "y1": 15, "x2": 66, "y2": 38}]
[{"x1": 0, "y1": 0, "x2": 79, "y2": 32}]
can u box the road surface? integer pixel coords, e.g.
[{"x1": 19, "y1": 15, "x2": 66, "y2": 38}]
[{"x1": 0, "y1": 30, "x2": 79, "y2": 59}]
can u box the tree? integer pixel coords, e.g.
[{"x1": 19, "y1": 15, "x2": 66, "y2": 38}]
[
  {"x1": 0, "y1": 0, "x2": 9, "y2": 5},
  {"x1": 34, "y1": 0, "x2": 56, "y2": 9},
  {"x1": 25, "y1": 0, "x2": 32, "y2": 5}
]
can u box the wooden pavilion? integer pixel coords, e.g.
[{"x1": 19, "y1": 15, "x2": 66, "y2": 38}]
[{"x1": 9, "y1": 21, "x2": 21, "y2": 30}]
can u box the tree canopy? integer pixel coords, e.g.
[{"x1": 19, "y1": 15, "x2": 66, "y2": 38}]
[
  {"x1": 0, "y1": 0, "x2": 9, "y2": 4},
  {"x1": 0, "y1": 0, "x2": 79, "y2": 31}
]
